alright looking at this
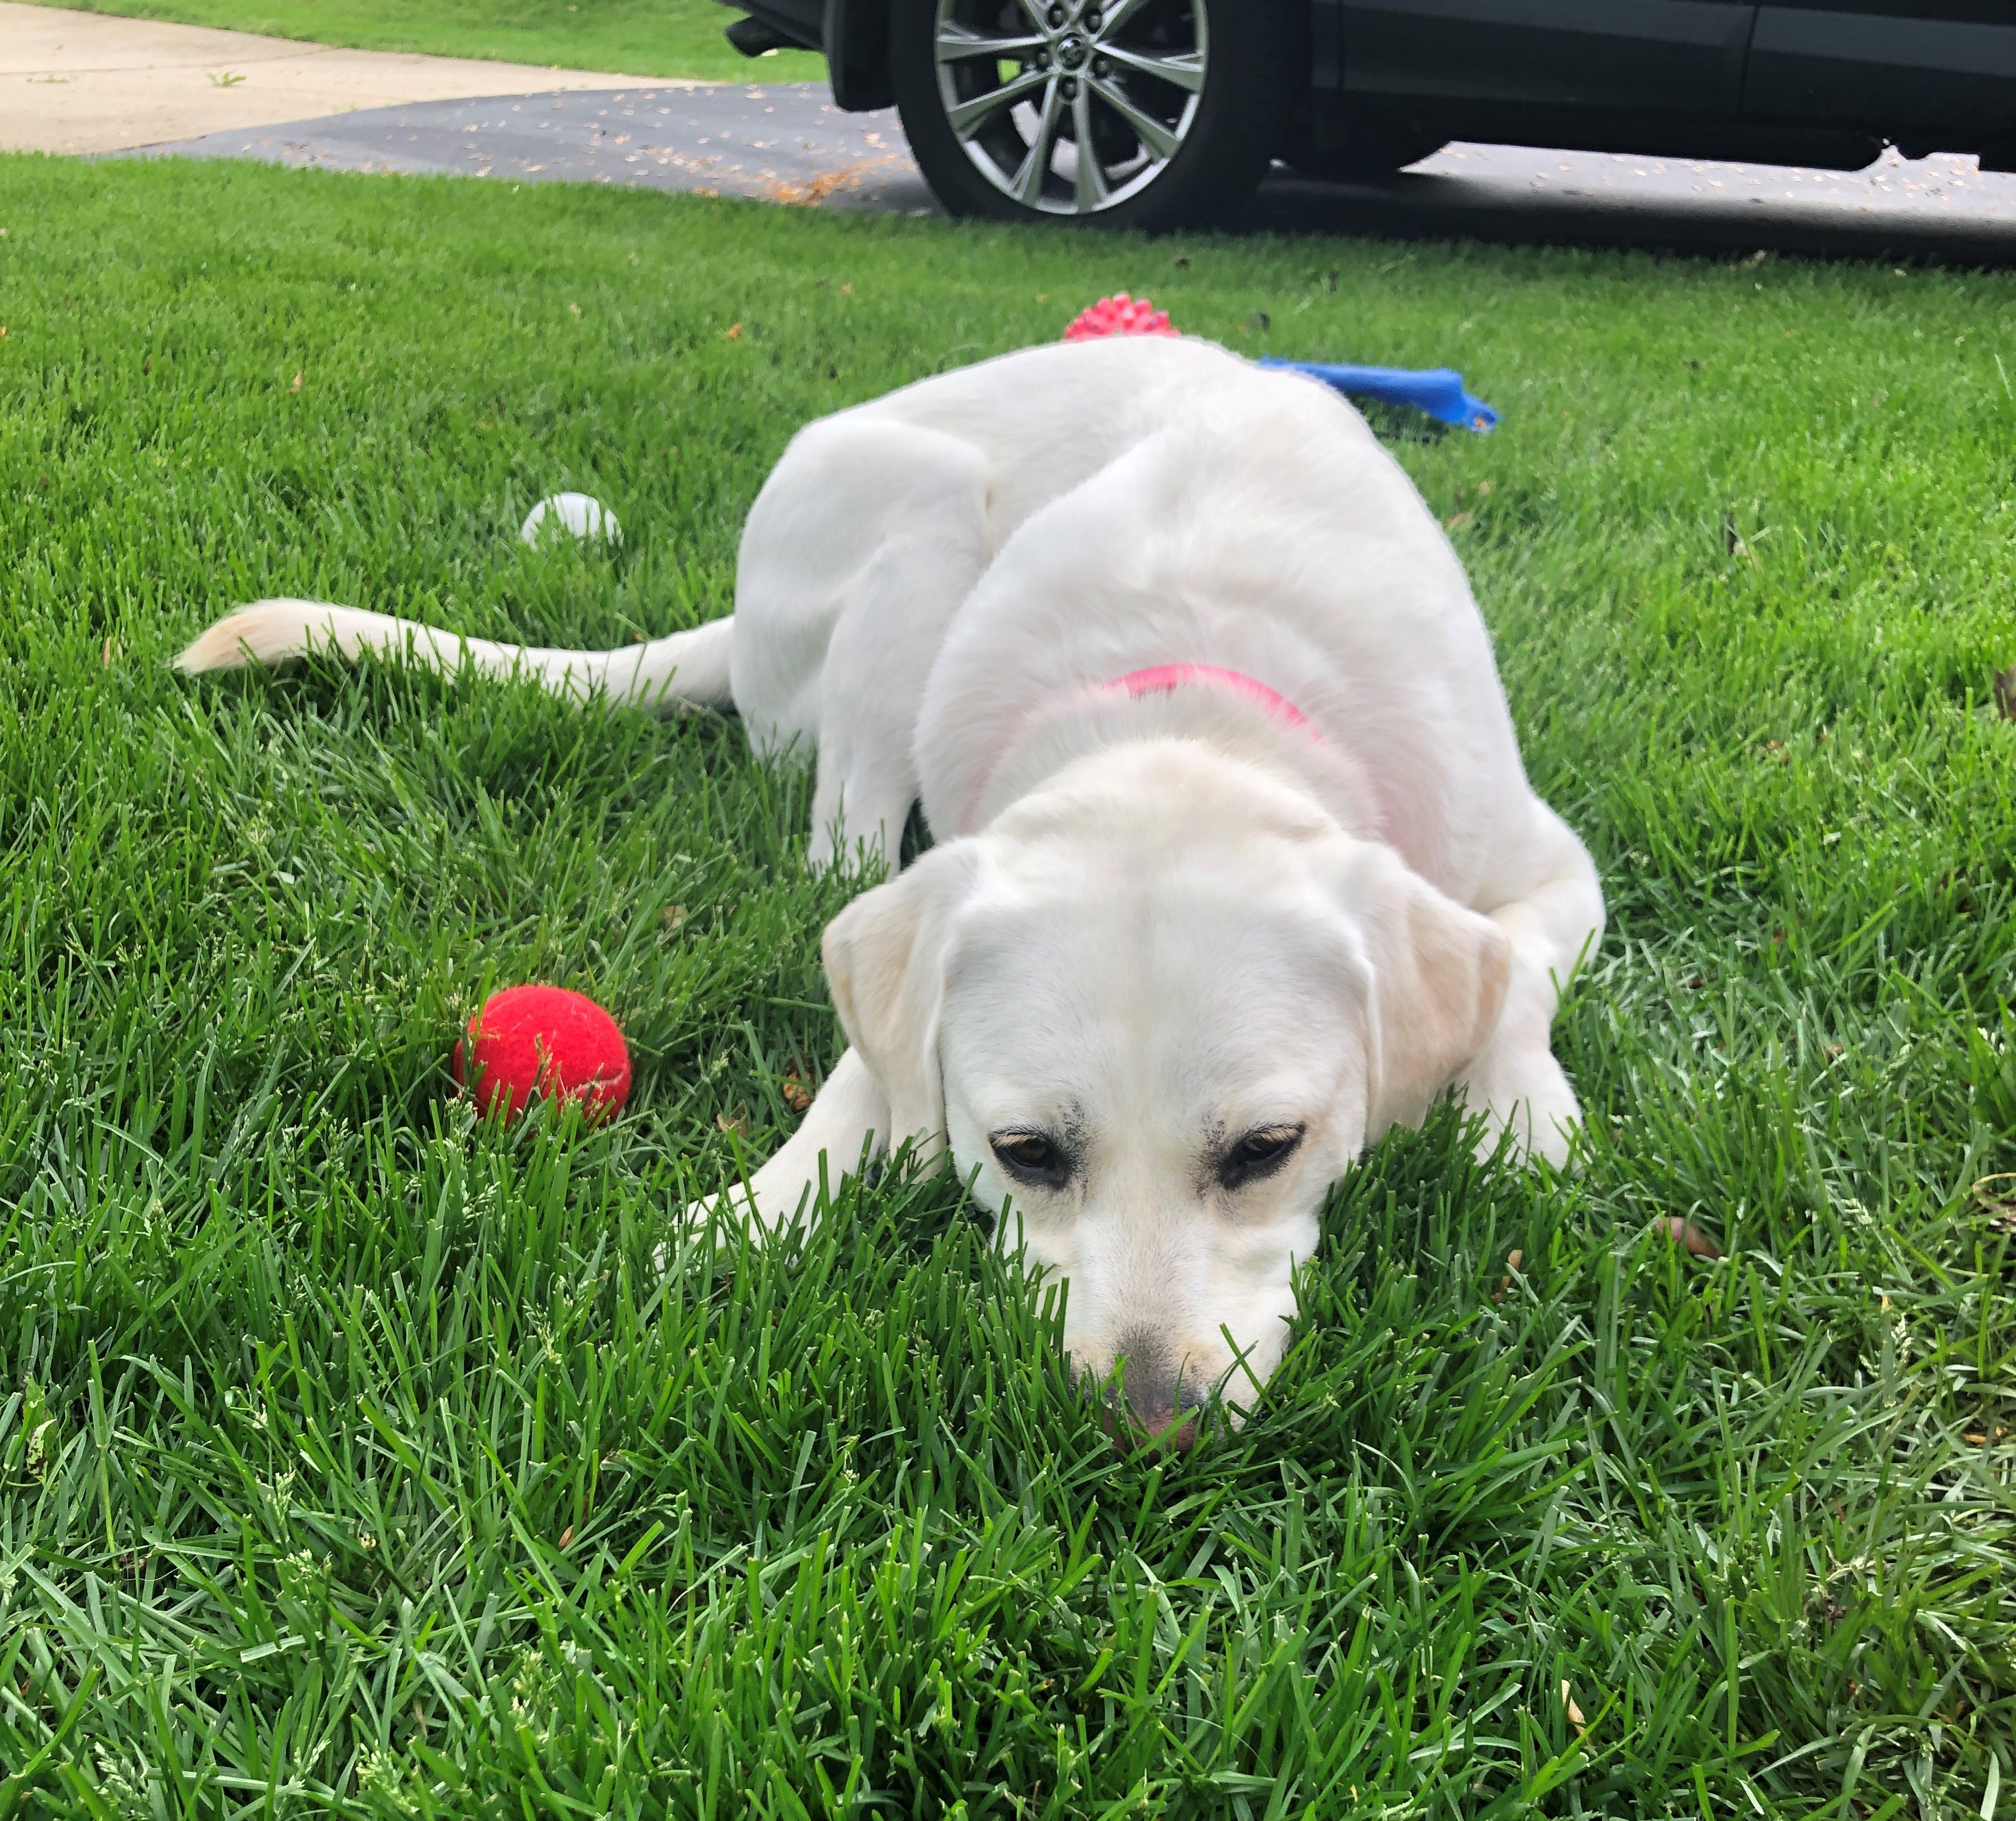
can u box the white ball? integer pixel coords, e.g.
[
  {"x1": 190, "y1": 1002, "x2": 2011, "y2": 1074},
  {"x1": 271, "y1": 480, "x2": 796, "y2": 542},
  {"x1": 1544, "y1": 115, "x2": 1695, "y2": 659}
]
[{"x1": 520, "y1": 492, "x2": 621, "y2": 548}]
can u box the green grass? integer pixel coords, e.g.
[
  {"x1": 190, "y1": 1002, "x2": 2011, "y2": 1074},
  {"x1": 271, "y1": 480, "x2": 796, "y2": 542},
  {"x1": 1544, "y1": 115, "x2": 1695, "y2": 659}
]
[
  {"x1": 19, "y1": 0, "x2": 827, "y2": 83},
  {"x1": 3, "y1": 152, "x2": 2016, "y2": 1818}
]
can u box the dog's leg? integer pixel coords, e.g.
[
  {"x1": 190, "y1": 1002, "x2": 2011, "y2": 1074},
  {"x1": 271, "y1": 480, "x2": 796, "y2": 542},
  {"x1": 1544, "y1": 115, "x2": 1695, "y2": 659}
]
[
  {"x1": 809, "y1": 519, "x2": 975, "y2": 871},
  {"x1": 1458, "y1": 807, "x2": 1606, "y2": 1166},
  {"x1": 695, "y1": 1047, "x2": 890, "y2": 1234},
  {"x1": 733, "y1": 417, "x2": 989, "y2": 873}
]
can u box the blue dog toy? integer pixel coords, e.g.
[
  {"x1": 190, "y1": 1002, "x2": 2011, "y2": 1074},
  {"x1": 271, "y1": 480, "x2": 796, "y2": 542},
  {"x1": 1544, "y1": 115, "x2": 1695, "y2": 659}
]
[
  {"x1": 1262, "y1": 359, "x2": 1499, "y2": 433},
  {"x1": 1059, "y1": 295, "x2": 1499, "y2": 433}
]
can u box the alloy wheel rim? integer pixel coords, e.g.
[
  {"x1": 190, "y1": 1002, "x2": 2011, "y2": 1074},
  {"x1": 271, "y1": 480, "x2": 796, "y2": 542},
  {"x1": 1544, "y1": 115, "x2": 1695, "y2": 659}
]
[{"x1": 931, "y1": 0, "x2": 1208, "y2": 215}]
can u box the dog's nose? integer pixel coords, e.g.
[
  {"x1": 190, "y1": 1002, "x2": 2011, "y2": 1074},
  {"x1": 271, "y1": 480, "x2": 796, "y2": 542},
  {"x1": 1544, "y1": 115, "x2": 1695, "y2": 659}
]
[
  {"x1": 1121, "y1": 1399, "x2": 1199, "y2": 1453},
  {"x1": 1097, "y1": 1328, "x2": 1200, "y2": 1453}
]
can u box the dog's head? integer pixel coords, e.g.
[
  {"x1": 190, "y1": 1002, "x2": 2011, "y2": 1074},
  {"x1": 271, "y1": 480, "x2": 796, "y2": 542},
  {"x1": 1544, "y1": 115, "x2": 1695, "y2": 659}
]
[{"x1": 823, "y1": 742, "x2": 1509, "y2": 1448}]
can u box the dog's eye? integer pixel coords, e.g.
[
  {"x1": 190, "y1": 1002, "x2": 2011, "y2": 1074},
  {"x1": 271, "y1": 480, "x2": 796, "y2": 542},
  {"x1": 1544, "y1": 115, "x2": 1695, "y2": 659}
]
[
  {"x1": 990, "y1": 1129, "x2": 1070, "y2": 1188},
  {"x1": 1219, "y1": 1124, "x2": 1304, "y2": 1190}
]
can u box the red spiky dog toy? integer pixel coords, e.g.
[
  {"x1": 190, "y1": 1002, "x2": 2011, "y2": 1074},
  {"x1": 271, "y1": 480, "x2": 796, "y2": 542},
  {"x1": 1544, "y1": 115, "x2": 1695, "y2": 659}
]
[{"x1": 1063, "y1": 292, "x2": 1178, "y2": 341}]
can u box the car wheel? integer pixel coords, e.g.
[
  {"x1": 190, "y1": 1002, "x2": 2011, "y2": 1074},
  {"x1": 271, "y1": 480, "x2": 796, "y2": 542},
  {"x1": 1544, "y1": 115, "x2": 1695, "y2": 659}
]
[{"x1": 891, "y1": 0, "x2": 1293, "y2": 229}]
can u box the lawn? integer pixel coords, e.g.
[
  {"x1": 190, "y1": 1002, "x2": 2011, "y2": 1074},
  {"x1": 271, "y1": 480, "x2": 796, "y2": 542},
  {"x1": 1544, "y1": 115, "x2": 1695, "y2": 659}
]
[
  {"x1": 3, "y1": 152, "x2": 2015, "y2": 1818},
  {"x1": 19, "y1": 0, "x2": 827, "y2": 83}
]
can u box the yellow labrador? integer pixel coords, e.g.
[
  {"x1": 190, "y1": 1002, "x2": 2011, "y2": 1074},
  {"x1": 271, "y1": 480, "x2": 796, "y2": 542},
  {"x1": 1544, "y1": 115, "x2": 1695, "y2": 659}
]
[{"x1": 180, "y1": 335, "x2": 1603, "y2": 1444}]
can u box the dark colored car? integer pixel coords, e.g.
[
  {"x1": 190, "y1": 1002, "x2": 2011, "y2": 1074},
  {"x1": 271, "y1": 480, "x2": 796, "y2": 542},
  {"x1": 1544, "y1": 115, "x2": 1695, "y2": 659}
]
[{"x1": 719, "y1": 0, "x2": 2016, "y2": 229}]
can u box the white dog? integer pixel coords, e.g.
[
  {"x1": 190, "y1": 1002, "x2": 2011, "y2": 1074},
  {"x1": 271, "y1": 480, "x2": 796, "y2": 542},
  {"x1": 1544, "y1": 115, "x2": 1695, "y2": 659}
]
[{"x1": 180, "y1": 334, "x2": 1603, "y2": 1445}]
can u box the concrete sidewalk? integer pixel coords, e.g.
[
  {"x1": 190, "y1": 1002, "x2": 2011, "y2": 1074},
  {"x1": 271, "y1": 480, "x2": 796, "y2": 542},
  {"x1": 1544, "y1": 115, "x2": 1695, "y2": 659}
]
[{"x1": 0, "y1": 1, "x2": 690, "y2": 155}]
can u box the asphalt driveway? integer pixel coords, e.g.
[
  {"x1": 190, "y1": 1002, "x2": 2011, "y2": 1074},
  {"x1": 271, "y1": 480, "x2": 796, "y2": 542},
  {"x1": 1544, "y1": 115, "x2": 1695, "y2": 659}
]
[
  {"x1": 133, "y1": 80, "x2": 2016, "y2": 264},
  {"x1": 139, "y1": 82, "x2": 937, "y2": 213}
]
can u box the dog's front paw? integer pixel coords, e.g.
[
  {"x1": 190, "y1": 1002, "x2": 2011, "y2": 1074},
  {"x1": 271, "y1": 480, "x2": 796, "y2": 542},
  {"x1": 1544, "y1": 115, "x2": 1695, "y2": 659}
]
[
  {"x1": 1462, "y1": 1048, "x2": 1581, "y2": 1168},
  {"x1": 651, "y1": 1182, "x2": 799, "y2": 1276}
]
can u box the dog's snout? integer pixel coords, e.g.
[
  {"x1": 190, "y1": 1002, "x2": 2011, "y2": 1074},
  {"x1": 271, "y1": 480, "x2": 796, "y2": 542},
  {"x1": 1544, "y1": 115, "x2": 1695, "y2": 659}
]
[{"x1": 1095, "y1": 1327, "x2": 1201, "y2": 1452}]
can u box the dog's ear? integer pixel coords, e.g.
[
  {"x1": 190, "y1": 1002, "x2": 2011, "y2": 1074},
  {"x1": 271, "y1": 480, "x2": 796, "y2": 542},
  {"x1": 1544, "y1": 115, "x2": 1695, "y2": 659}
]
[
  {"x1": 1333, "y1": 841, "x2": 1512, "y2": 1138},
  {"x1": 821, "y1": 841, "x2": 982, "y2": 1168}
]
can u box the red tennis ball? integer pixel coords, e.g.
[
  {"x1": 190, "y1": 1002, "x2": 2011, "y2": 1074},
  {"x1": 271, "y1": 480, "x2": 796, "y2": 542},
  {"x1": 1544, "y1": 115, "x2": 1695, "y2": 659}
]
[{"x1": 451, "y1": 984, "x2": 631, "y2": 1124}]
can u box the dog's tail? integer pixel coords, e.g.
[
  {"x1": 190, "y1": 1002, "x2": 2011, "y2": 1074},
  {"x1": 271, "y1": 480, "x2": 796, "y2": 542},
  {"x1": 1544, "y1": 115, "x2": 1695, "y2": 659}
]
[{"x1": 174, "y1": 599, "x2": 736, "y2": 712}]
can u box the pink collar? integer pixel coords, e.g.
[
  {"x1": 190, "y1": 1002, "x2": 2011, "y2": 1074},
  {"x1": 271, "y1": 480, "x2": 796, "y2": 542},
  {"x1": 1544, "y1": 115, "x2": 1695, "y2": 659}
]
[
  {"x1": 1094, "y1": 663, "x2": 1318, "y2": 737},
  {"x1": 965, "y1": 663, "x2": 1325, "y2": 831}
]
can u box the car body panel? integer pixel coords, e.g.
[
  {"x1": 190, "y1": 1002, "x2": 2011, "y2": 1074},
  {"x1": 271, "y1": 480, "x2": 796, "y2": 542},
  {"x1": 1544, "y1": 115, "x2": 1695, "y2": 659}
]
[
  {"x1": 825, "y1": 0, "x2": 896, "y2": 109},
  {"x1": 767, "y1": 0, "x2": 2016, "y2": 173},
  {"x1": 729, "y1": 0, "x2": 825, "y2": 50},
  {"x1": 1745, "y1": 3, "x2": 2016, "y2": 139},
  {"x1": 1337, "y1": 0, "x2": 1756, "y2": 115}
]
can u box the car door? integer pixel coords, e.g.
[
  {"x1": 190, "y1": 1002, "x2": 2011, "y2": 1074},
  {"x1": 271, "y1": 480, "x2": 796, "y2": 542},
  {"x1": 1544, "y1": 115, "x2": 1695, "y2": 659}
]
[
  {"x1": 1339, "y1": 0, "x2": 1759, "y2": 115},
  {"x1": 1744, "y1": 2, "x2": 2016, "y2": 141}
]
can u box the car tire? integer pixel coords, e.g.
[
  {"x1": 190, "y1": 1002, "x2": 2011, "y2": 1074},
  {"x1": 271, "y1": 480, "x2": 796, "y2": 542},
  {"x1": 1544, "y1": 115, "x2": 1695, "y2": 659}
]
[{"x1": 891, "y1": 0, "x2": 1295, "y2": 229}]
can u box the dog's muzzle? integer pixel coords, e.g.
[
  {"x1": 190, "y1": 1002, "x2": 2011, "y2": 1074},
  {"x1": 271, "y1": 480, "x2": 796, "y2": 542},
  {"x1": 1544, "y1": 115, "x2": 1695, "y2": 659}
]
[{"x1": 1083, "y1": 1327, "x2": 1208, "y2": 1454}]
